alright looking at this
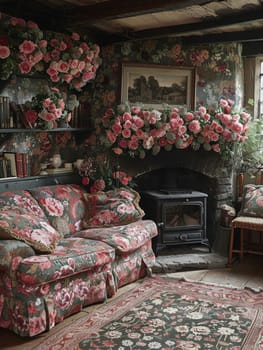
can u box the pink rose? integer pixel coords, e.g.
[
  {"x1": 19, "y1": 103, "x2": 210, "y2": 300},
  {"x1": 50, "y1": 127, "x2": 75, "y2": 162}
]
[
  {"x1": 64, "y1": 74, "x2": 73, "y2": 83},
  {"x1": 185, "y1": 112, "x2": 194, "y2": 121},
  {"x1": 59, "y1": 41, "x2": 67, "y2": 51},
  {"x1": 51, "y1": 49, "x2": 60, "y2": 60},
  {"x1": 10, "y1": 17, "x2": 26, "y2": 27},
  {"x1": 72, "y1": 32, "x2": 80, "y2": 41},
  {"x1": 0, "y1": 45, "x2": 10, "y2": 59},
  {"x1": 199, "y1": 106, "x2": 207, "y2": 115},
  {"x1": 19, "y1": 61, "x2": 32, "y2": 74},
  {"x1": 212, "y1": 144, "x2": 221, "y2": 152},
  {"x1": 119, "y1": 139, "x2": 128, "y2": 148},
  {"x1": 57, "y1": 60, "x2": 69, "y2": 73},
  {"x1": 19, "y1": 40, "x2": 36, "y2": 54},
  {"x1": 82, "y1": 71, "x2": 95, "y2": 81},
  {"x1": 112, "y1": 123, "x2": 122, "y2": 134},
  {"x1": 219, "y1": 99, "x2": 228, "y2": 107},
  {"x1": 50, "y1": 39, "x2": 60, "y2": 48},
  {"x1": 122, "y1": 129, "x2": 131, "y2": 138},
  {"x1": 231, "y1": 122, "x2": 243, "y2": 133},
  {"x1": 113, "y1": 147, "x2": 123, "y2": 155}
]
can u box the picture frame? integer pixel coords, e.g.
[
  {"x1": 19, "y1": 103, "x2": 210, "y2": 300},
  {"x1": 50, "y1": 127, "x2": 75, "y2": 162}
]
[{"x1": 121, "y1": 63, "x2": 196, "y2": 110}]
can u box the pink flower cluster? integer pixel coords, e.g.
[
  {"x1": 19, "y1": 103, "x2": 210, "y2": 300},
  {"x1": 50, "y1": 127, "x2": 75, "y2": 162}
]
[
  {"x1": 1, "y1": 14, "x2": 100, "y2": 91},
  {"x1": 7, "y1": 17, "x2": 46, "y2": 75},
  {"x1": 78, "y1": 157, "x2": 133, "y2": 193},
  {"x1": 44, "y1": 32, "x2": 101, "y2": 91},
  {"x1": 97, "y1": 99, "x2": 251, "y2": 159},
  {"x1": 24, "y1": 88, "x2": 66, "y2": 129}
]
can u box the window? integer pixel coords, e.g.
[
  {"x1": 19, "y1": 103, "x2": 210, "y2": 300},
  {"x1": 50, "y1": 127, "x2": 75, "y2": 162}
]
[{"x1": 259, "y1": 59, "x2": 263, "y2": 119}]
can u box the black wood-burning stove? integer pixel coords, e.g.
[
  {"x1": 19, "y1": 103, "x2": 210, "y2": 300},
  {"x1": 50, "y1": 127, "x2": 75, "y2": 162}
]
[{"x1": 140, "y1": 189, "x2": 209, "y2": 255}]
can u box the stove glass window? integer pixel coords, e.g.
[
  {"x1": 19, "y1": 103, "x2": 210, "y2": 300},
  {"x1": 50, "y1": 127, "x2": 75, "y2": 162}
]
[{"x1": 163, "y1": 202, "x2": 203, "y2": 229}]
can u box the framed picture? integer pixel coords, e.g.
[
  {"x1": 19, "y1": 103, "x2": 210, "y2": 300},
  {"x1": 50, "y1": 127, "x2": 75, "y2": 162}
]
[{"x1": 121, "y1": 63, "x2": 196, "y2": 110}]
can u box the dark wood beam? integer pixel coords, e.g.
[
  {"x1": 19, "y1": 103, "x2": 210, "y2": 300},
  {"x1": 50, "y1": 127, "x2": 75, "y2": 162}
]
[
  {"x1": 68, "y1": 0, "x2": 225, "y2": 22},
  {"x1": 110, "y1": 6, "x2": 263, "y2": 42}
]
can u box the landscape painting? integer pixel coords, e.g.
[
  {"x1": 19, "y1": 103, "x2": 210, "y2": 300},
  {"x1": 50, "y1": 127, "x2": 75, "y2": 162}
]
[{"x1": 121, "y1": 63, "x2": 196, "y2": 110}]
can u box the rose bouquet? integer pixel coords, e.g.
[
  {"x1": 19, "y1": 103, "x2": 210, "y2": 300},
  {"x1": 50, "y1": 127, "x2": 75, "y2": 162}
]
[
  {"x1": 77, "y1": 157, "x2": 134, "y2": 193},
  {"x1": 0, "y1": 16, "x2": 46, "y2": 79},
  {"x1": 96, "y1": 99, "x2": 251, "y2": 160},
  {"x1": 23, "y1": 87, "x2": 67, "y2": 129}
]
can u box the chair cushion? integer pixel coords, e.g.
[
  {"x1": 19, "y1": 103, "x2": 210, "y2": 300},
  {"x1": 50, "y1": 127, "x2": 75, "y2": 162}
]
[
  {"x1": 0, "y1": 211, "x2": 61, "y2": 253},
  {"x1": 232, "y1": 215, "x2": 263, "y2": 229},
  {"x1": 240, "y1": 184, "x2": 263, "y2": 218},
  {"x1": 83, "y1": 188, "x2": 145, "y2": 228}
]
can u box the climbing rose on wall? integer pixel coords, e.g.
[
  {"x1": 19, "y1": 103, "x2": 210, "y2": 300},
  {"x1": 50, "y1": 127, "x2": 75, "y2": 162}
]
[{"x1": 44, "y1": 31, "x2": 101, "y2": 91}]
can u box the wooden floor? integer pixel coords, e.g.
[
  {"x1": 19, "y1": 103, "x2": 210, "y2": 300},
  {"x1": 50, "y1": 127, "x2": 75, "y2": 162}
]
[{"x1": 1, "y1": 254, "x2": 263, "y2": 350}]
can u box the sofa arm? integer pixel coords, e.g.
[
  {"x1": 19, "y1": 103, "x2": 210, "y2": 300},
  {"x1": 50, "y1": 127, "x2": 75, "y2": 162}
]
[{"x1": 0, "y1": 240, "x2": 35, "y2": 272}]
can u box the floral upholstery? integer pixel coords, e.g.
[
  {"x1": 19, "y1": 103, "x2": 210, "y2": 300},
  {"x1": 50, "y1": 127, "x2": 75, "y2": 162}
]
[
  {"x1": 14, "y1": 238, "x2": 115, "y2": 285},
  {"x1": 0, "y1": 211, "x2": 61, "y2": 253},
  {"x1": 29, "y1": 184, "x2": 88, "y2": 236},
  {"x1": 0, "y1": 190, "x2": 46, "y2": 218},
  {"x1": 76, "y1": 219, "x2": 157, "y2": 253},
  {"x1": 113, "y1": 240, "x2": 156, "y2": 288},
  {"x1": 0, "y1": 240, "x2": 35, "y2": 272},
  {"x1": 83, "y1": 188, "x2": 145, "y2": 228},
  {"x1": 240, "y1": 184, "x2": 263, "y2": 217},
  {"x1": 0, "y1": 184, "x2": 157, "y2": 337},
  {"x1": 0, "y1": 264, "x2": 115, "y2": 337}
]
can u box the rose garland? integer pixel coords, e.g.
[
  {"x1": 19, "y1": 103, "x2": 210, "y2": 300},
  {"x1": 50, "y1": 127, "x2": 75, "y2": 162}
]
[{"x1": 96, "y1": 99, "x2": 251, "y2": 160}]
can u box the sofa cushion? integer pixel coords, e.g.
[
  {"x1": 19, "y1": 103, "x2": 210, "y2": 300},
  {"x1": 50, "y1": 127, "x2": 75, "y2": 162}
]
[
  {"x1": 240, "y1": 184, "x2": 263, "y2": 217},
  {"x1": 0, "y1": 190, "x2": 46, "y2": 218},
  {"x1": 14, "y1": 237, "x2": 115, "y2": 285},
  {"x1": 77, "y1": 219, "x2": 158, "y2": 253},
  {"x1": 0, "y1": 211, "x2": 61, "y2": 253},
  {"x1": 83, "y1": 188, "x2": 145, "y2": 228},
  {"x1": 29, "y1": 184, "x2": 88, "y2": 237}
]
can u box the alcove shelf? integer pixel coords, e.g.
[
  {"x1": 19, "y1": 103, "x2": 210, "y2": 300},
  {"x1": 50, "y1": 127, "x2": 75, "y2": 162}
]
[
  {"x1": 0, "y1": 173, "x2": 81, "y2": 192},
  {"x1": 0, "y1": 127, "x2": 91, "y2": 133}
]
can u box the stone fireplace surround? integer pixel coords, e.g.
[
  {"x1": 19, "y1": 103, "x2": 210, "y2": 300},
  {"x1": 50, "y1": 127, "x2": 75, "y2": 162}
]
[{"x1": 119, "y1": 148, "x2": 234, "y2": 253}]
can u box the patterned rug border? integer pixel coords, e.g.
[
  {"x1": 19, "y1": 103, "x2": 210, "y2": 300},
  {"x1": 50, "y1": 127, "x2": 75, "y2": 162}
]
[
  {"x1": 33, "y1": 276, "x2": 263, "y2": 350},
  {"x1": 164, "y1": 274, "x2": 263, "y2": 293}
]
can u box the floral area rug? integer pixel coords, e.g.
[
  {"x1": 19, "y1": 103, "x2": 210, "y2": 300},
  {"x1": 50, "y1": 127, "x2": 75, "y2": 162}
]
[{"x1": 34, "y1": 276, "x2": 263, "y2": 350}]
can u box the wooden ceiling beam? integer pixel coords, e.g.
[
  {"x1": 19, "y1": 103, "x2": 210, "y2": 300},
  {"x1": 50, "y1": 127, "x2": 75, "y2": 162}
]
[
  {"x1": 68, "y1": 0, "x2": 224, "y2": 22},
  {"x1": 113, "y1": 6, "x2": 263, "y2": 42}
]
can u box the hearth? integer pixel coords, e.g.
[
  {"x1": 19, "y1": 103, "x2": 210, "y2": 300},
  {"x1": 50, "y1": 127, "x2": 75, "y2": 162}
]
[{"x1": 140, "y1": 189, "x2": 209, "y2": 255}]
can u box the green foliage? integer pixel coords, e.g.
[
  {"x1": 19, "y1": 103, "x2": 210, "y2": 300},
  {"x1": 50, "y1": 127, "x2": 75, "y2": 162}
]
[{"x1": 238, "y1": 118, "x2": 263, "y2": 174}]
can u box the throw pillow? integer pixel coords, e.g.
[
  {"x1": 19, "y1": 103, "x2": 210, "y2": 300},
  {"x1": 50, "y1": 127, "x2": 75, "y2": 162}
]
[
  {"x1": 0, "y1": 211, "x2": 61, "y2": 253},
  {"x1": 240, "y1": 184, "x2": 263, "y2": 217},
  {"x1": 83, "y1": 187, "x2": 145, "y2": 228},
  {"x1": 29, "y1": 184, "x2": 88, "y2": 237}
]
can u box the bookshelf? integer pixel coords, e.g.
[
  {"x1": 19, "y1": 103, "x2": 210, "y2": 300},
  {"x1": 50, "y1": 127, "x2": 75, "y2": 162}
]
[{"x1": 0, "y1": 75, "x2": 92, "y2": 183}]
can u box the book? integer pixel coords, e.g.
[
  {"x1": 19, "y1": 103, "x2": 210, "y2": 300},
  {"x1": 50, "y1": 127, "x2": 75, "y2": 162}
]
[
  {"x1": 15, "y1": 153, "x2": 24, "y2": 177},
  {"x1": 3, "y1": 152, "x2": 17, "y2": 177},
  {"x1": 22, "y1": 153, "x2": 30, "y2": 177}
]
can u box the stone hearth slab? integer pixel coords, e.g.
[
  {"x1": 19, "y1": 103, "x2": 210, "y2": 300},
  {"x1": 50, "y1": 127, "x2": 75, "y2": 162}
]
[{"x1": 152, "y1": 245, "x2": 228, "y2": 273}]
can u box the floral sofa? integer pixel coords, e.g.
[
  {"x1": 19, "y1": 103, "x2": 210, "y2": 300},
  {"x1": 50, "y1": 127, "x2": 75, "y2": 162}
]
[{"x1": 0, "y1": 184, "x2": 158, "y2": 337}]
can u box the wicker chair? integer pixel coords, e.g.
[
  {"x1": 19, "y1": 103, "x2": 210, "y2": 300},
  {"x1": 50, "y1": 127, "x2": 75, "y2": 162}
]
[{"x1": 227, "y1": 184, "x2": 263, "y2": 267}]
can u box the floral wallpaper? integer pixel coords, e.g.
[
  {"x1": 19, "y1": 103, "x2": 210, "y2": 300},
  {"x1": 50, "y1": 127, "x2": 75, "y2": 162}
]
[
  {"x1": 0, "y1": 13, "x2": 244, "y2": 179},
  {"x1": 84, "y1": 39, "x2": 243, "y2": 120}
]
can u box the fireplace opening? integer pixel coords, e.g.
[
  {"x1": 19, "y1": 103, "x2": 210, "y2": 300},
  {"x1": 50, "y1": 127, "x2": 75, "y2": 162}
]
[
  {"x1": 140, "y1": 189, "x2": 209, "y2": 255},
  {"x1": 135, "y1": 165, "x2": 231, "y2": 252}
]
